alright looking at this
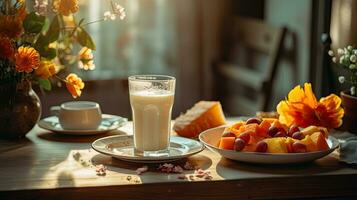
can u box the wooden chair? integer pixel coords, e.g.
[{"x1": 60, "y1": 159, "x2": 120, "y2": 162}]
[{"x1": 214, "y1": 17, "x2": 287, "y2": 116}]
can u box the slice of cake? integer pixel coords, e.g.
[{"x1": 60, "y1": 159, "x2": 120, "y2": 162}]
[{"x1": 173, "y1": 101, "x2": 226, "y2": 138}]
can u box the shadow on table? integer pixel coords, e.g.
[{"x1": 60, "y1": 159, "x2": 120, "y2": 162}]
[
  {"x1": 0, "y1": 137, "x2": 32, "y2": 153},
  {"x1": 37, "y1": 130, "x2": 127, "y2": 143},
  {"x1": 216, "y1": 155, "x2": 344, "y2": 179},
  {"x1": 56, "y1": 170, "x2": 75, "y2": 188}
]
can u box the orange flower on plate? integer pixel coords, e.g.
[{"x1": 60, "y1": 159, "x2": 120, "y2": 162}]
[
  {"x1": 35, "y1": 60, "x2": 57, "y2": 79},
  {"x1": 65, "y1": 73, "x2": 84, "y2": 98},
  {"x1": 0, "y1": 36, "x2": 14, "y2": 59},
  {"x1": 277, "y1": 83, "x2": 344, "y2": 129},
  {"x1": 53, "y1": 0, "x2": 79, "y2": 16},
  {"x1": 0, "y1": 16, "x2": 23, "y2": 39},
  {"x1": 15, "y1": 46, "x2": 40, "y2": 73}
]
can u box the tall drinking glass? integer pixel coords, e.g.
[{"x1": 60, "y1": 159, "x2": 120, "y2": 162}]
[{"x1": 128, "y1": 75, "x2": 175, "y2": 156}]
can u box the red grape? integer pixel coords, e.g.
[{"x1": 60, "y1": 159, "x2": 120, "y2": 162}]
[
  {"x1": 234, "y1": 138, "x2": 246, "y2": 151},
  {"x1": 255, "y1": 141, "x2": 268, "y2": 152},
  {"x1": 278, "y1": 128, "x2": 287, "y2": 135},
  {"x1": 268, "y1": 126, "x2": 279, "y2": 137},
  {"x1": 274, "y1": 131, "x2": 286, "y2": 137},
  {"x1": 238, "y1": 131, "x2": 251, "y2": 143},
  {"x1": 246, "y1": 118, "x2": 262, "y2": 125},
  {"x1": 222, "y1": 132, "x2": 236, "y2": 138},
  {"x1": 292, "y1": 131, "x2": 304, "y2": 140},
  {"x1": 288, "y1": 125, "x2": 300, "y2": 136},
  {"x1": 292, "y1": 142, "x2": 307, "y2": 153}
]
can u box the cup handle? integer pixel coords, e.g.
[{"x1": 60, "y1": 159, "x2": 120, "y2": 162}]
[{"x1": 50, "y1": 106, "x2": 60, "y2": 116}]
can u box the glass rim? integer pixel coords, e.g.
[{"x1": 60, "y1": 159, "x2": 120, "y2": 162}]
[{"x1": 128, "y1": 75, "x2": 175, "y2": 82}]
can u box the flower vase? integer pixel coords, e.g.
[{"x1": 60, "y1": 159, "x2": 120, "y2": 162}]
[
  {"x1": 0, "y1": 80, "x2": 41, "y2": 139},
  {"x1": 340, "y1": 91, "x2": 357, "y2": 134}
]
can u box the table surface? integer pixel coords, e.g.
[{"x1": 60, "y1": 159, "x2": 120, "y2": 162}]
[{"x1": 1, "y1": 119, "x2": 357, "y2": 200}]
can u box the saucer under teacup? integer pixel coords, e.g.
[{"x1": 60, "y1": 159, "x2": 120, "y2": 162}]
[
  {"x1": 38, "y1": 114, "x2": 127, "y2": 135},
  {"x1": 91, "y1": 135, "x2": 204, "y2": 163}
]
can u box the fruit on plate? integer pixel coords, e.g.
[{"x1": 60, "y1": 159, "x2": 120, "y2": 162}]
[
  {"x1": 264, "y1": 137, "x2": 288, "y2": 153},
  {"x1": 217, "y1": 117, "x2": 330, "y2": 153},
  {"x1": 173, "y1": 101, "x2": 226, "y2": 138},
  {"x1": 218, "y1": 137, "x2": 235, "y2": 150}
]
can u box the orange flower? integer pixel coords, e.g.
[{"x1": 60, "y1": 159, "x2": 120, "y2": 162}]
[
  {"x1": 15, "y1": 46, "x2": 40, "y2": 73},
  {"x1": 53, "y1": 0, "x2": 79, "y2": 16},
  {"x1": 277, "y1": 83, "x2": 344, "y2": 129},
  {"x1": 17, "y1": 4, "x2": 27, "y2": 21},
  {"x1": 0, "y1": 36, "x2": 14, "y2": 59},
  {"x1": 0, "y1": 16, "x2": 23, "y2": 39},
  {"x1": 35, "y1": 60, "x2": 57, "y2": 79},
  {"x1": 78, "y1": 47, "x2": 95, "y2": 70},
  {"x1": 65, "y1": 73, "x2": 84, "y2": 98}
]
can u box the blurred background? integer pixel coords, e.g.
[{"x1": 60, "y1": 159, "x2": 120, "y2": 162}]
[{"x1": 37, "y1": 0, "x2": 357, "y2": 119}]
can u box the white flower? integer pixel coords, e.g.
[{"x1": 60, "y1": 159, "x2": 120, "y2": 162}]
[
  {"x1": 354, "y1": 50, "x2": 357, "y2": 55},
  {"x1": 338, "y1": 76, "x2": 345, "y2": 84},
  {"x1": 104, "y1": 11, "x2": 116, "y2": 20},
  {"x1": 78, "y1": 60, "x2": 95, "y2": 70},
  {"x1": 332, "y1": 57, "x2": 337, "y2": 63},
  {"x1": 351, "y1": 86, "x2": 356, "y2": 96},
  {"x1": 34, "y1": 0, "x2": 48, "y2": 16},
  {"x1": 350, "y1": 55, "x2": 357, "y2": 63},
  {"x1": 338, "y1": 48, "x2": 344, "y2": 55},
  {"x1": 112, "y1": 3, "x2": 126, "y2": 20},
  {"x1": 344, "y1": 48, "x2": 349, "y2": 54},
  {"x1": 350, "y1": 64, "x2": 356, "y2": 69},
  {"x1": 348, "y1": 45, "x2": 353, "y2": 51},
  {"x1": 78, "y1": 47, "x2": 95, "y2": 70},
  {"x1": 339, "y1": 55, "x2": 345, "y2": 64},
  {"x1": 328, "y1": 50, "x2": 334, "y2": 56}
]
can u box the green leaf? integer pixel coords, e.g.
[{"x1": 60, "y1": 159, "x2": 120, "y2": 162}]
[
  {"x1": 34, "y1": 34, "x2": 47, "y2": 52},
  {"x1": 23, "y1": 12, "x2": 46, "y2": 34},
  {"x1": 38, "y1": 78, "x2": 52, "y2": 91},
  {"x1": 38, "y1": 47, "x2": 57, "y2": 59},
  {"x1": 42, "y1": 18, "x2": 50, "y2": 33},
  {"x1": 44, "y1": 15, "x2": 60, "y2": 43},
  {"x1": 35, "y1": 16, "x2": 60, "y2": 50},
  {"x1": 76, "y1": 27, "x2": 96, "y2": 50}
]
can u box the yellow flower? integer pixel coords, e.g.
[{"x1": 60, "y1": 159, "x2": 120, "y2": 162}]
[
  {"x1": 62, "y1": 15, "x2": 76, "y2": 26},
  {"x1": 0, "y1": 36, "x2": 14, "y2": 59},
  {"x1": 0, "y1": 16, "x2": 23, "y2": 39},
  {"x1": 78, "y1": 47, "x2": 95, "y2": 70},
  {"x1": 15, "y1": 46, "x2": 40, "y2": 73},
  {"x1": 53, "y1": 0, "x2": 79, "y2": 16},
  {"x1": 65, "y1": 73, "x2": 84, "y2": 98},
  {"x1": 35, "y1": 60, "x2": 57, "y2": 79},
  {"x1": 277, "y1": 83, "x2": 344, "y2": 129}
]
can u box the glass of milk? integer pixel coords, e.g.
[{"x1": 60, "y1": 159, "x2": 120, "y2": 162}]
[{"x1": 128, "y1": 75, "x2": 175, "y2": 156}]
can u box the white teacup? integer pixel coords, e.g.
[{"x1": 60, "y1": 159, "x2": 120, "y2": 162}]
[{"x1": 51, "y1": 101, "x2": 102, "y2": 130}]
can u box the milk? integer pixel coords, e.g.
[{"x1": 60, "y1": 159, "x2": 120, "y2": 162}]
[{"x1": 130, "y1": 90, "x2": 174, "y2": 152}]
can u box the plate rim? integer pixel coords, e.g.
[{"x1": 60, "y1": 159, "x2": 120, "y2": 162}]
[
  {"x1": 38, "y1": 114, "x2": 127, "y2": 134},
  {"x1": 199, "y1": 126, "x2": 339, "y2": 157},
  {"x1": 91, "y1": 135, "x2": 205, "y2": 162}
]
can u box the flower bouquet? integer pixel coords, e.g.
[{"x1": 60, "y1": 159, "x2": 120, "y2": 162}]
[
  {"x1": 0, "y1": 0, "x2": 125, "y2": 138},
  {"x1": 329, "y1": 45, "x2": 357, "y2": 133}
]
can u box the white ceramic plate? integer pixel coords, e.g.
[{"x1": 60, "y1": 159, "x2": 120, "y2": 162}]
[
  {"x1": 38, "y1": 114, "x2": 127, "y2": 135},
  {"x1": 199, "y1": 126, "x2": 339, "y2": 164},
  {"x1": 91, "y1": 135, "x2": 204, "y2": 163}
]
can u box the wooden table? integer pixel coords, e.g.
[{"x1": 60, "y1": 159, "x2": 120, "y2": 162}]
[{"x1": 1, "y1": 120, "x2": 357, "y2": 200}]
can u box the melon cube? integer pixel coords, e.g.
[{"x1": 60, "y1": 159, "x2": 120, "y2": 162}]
[
  {"x1": 310, "y1": 132, "x2": 329, "y2": 151},
  {"x1": 264, "y1": 138, "x2": 288, "y2": 153}
]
